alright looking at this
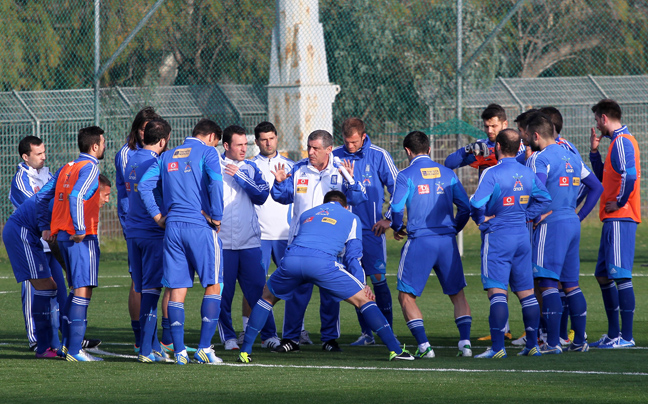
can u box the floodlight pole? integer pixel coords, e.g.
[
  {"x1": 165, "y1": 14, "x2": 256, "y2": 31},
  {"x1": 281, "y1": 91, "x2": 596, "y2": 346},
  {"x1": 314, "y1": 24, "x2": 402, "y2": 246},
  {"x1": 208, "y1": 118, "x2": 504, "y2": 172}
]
[
  {"x1": 94, "y1": 0, "x2": 100, "y2": 126},
  {"x1": 456, "y1": 0, "x2": 464, "y2": 255}
]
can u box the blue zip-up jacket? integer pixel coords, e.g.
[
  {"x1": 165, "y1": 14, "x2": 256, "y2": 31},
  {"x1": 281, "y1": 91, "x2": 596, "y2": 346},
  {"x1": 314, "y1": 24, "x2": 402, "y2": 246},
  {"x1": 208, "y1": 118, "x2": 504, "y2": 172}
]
[
  {"x1": 10, "y1": 162, "x2": 52, "y2": 209},
  {"x1": 8, "y1": 195, "x2": 53, "y2": 235},
  {"x1": 332, "y1": 135, "x2": 398, "y2": 230},
  {"x1": 290, "y1": 201, "x2": 364, "y2": 281},
  {"x1": 36, "y1": 153, "x2": 100, "y2": 239},
  {"x1": 114, "y1": 142, "x2": 140, "y2": 232},
  {"x1": 125, "y1": 148, "x2": 166, "y2": 239},
  {"x1": 139, "y1": 137, "x2": 223, "y2": 227},
  {"x1": 470, "y1": 157, "x2": 551, "y2": 232},
  {"x1": 390, "y1": 155, "x2": 470, "y2": 237}
]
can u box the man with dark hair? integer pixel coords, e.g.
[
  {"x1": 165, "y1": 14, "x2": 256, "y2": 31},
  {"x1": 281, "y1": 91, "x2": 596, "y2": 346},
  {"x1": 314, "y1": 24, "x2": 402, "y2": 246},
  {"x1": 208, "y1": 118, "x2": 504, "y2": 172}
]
[
  {"x1": 193, "y1": 118, "x2": 223, "y2": 141},
  {"x1": 589, "y1": 99, "x2": 641, "y2": 349},
  {"x1": 389, "y1": 131, "x2": 472, "y2": 358},
  {"x1": 271, "y1": 129, "x2": 367, "y2": 353},
  {"x1": 526, "y1": 113, "x2": 602, "y2": 354},
  {"x1": 514, "y1": 109, "x2": 538, "y2": 161},
  {"x1": 36, "y1": 126, "x2": 107, "y2": 361},
  {"x1": 237, "y1": 191, "x2": 414, "y2": 363},
  {"x1": 125, "y1": 118, "x2": 172, "y2": 363},
  {"x1": 445, "y1": 103, "x2": 525, "y2": 177},
  {"x1": 470, "y1": 128, "x2": 551, "y2": 358}
]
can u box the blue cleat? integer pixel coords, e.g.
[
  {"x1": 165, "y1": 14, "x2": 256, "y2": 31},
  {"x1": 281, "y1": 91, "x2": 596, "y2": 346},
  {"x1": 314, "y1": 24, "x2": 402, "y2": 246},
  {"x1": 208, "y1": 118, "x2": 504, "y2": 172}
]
[
  {"x1": 350, "y1": 333, "x2": 375, "y2": 346},
  {"x1": 599, "y1": 337, "x2": 635, "y2": 349},
  {"x1": 194, "y1": 346, "x2": 223, "y2": 365},
  {"x1": 174, "y1": 349, "x2": 191, "y2": 365},
  {"x1": 66, "y1": 350, "x2": 104, "y2": 362},
  {"x1": 160, "y1": 342, "x2": 197, "y2": 354},
  {"x1": 475, "y1": 347, "x2": 507, "y2": 359},
  {"x1": 518, "y1": 345, "x2": 542, "y2": 356},
  {"x1": 589, "y1": 334, "x2": 614, "y2": 348},
  {"x1": 138, "y1": 351, "x2": 173, "y2": 363},
  {"x1": 567, "y1": 342, "x2": 590, "y2": 352},
  {"x1": 540, "y1": 343, "x2": 563, "y2": 354}
]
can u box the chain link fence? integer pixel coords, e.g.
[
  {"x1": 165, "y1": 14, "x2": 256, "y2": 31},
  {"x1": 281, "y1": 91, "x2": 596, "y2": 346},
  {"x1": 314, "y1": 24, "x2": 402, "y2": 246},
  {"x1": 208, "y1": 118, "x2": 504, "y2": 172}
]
[{"x1": 1, "y1": 0, "x2": 647, "y2": 237}]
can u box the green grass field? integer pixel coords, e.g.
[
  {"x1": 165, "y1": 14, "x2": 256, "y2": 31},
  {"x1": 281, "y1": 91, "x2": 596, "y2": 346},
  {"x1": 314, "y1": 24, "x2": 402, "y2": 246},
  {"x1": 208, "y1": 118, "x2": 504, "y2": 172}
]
[{"x1": 0, "y1": 221, "x2": 646, "y2": 403}]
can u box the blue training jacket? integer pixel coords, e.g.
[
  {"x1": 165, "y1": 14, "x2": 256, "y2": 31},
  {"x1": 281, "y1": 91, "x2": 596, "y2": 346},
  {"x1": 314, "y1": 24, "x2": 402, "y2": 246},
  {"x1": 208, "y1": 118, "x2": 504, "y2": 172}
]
[
  {"x1": 114, "y1": 142, "x2": 140, "y2": 232},
  {"x1": 125, "y1": 148, "x2": 166, "y2": 239}
]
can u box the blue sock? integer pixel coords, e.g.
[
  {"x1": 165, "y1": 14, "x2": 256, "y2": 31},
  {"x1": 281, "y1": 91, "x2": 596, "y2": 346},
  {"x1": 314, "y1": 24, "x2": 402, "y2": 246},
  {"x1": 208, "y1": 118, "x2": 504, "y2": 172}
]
[
  {"x1": 61, "y1": 292, "x2": 74, "y2": 351},
  {"x1": 242, "y1": 299, "x2": 273, "y2": 354},
  {"x1": 355, "y1": 308, "x2": 372, "y2": 336},
  {"x1": 488, "y1": 293, "x2": 508, "y2": 352},
  {"x1": 32, "y1": 290, "x2": 55, "y2": 354},
  {"x1": 617, "y1": 280, "x2": 635, "y2": 341},
  {"x1": 455, "y1": 315, "x2": 472, "y2": 341},
  {"x1": 161, "y1": 317, "x2": 172, "y2": 345},
  {"x1": 67, "y1": 296, "x2": 90, "y2": 355},
  {"x1": 600, "y1": 282, "x2": 620, "y2": 339},
  {"x1": 406, "y1": 319, "x2": 428, "y2": 346},
  {"x1": 139, "y1": 289, "x2": 161, "y2": 356},
  {"x1": 361, "y1": 302, "x2": 400, "y2": 352},
  {"x1": 131, "y1": 320, "x2": 141, "y2": 348},
  {"x1": 541, "y1": 288, "x2": 562, "y2": 347},
  {"x1": 372, "y1": 278, "x2": 393, "y2": 327},
  {"x1": 520, "y1": 295, "x2": 540, "y2": 349},
  {"x1": 168, "y1": 301, "x2": 185, "y2": 352},
  {"x1": 559, "y1": 289, "x2": 570, "y2": 341},
  {"x1": 50, "y1": 297, "x2": 61, "y2": 349},
  {"x1": 199, "y1": 294, "x2": 222, "y2": 349},
  {"x1": 566, "y1": 288, "x2": 587, "y2": 345}
]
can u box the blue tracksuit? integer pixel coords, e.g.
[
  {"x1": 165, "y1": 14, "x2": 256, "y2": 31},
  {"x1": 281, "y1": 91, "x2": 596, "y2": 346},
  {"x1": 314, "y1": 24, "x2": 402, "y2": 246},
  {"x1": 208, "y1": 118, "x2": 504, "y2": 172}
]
[{"x1": 115, "y1": 142, "x2": 140, "y2": 234}]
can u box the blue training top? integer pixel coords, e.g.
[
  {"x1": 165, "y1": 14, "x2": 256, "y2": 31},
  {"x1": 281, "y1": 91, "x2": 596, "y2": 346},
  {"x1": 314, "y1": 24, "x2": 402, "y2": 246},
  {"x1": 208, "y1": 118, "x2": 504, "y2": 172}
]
[{"x1": 125, "y1": 148, "x2": 166, "y2": 239}]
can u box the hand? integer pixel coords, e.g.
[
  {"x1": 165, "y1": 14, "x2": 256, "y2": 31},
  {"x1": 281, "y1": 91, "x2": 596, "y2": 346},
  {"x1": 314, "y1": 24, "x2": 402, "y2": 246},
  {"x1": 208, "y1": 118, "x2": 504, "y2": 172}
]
[
  {"x1": 41, "y1": 230, "x2": 54, "y2": 242},
  {"x1": 201, "y1": 210, "x2": 221, "y2": 232},
  {"x1": 153, "y1": 213, "x2": 166, "y2": 229},
  {"x1": 271, "y1": 163, "x2": 291, "y2": 183},
  {"x1": 224, "y1": 164, "x2": 239, "y2": 177},
  {"x1": 474, "y1": 142, "x2": 490, "y2": 157},
  {"x1": 70, "y1": 233, "x2": 85, "y2": 243},
  {"x1": 371, "y1": 219, "x2": 391, "y2": 236},
  {"x1": 605, "y1": 200, "x2": 620, "y2": 213},
  {"x1": 533, "y1": 210, "x2": 553, "y2": 229},
  {"x1": 363, "y1": 285, "x2": 375, "y2": 301},
  {"x1": 590, "y1": 128, "x2": 602, "y2": 153},
  {"x1": 483, "y1": 215, "x2": 495, "y2": 223},
  {"x1": 393, "y1": 228, "x2": 407, "y2": 241},
  {"x1": 525, "y1": 146, "x2": 534, "y2": 160},
  {"x1": 339, "y1": 159, "x2": 355, "y2": 179}
]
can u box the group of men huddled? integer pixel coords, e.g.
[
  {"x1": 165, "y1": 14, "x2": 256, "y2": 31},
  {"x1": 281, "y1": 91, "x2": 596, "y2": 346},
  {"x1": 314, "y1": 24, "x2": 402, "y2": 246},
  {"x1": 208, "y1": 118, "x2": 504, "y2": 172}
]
[{"x1": 3, "y1": 97, "x2": 640, "y2": 364}]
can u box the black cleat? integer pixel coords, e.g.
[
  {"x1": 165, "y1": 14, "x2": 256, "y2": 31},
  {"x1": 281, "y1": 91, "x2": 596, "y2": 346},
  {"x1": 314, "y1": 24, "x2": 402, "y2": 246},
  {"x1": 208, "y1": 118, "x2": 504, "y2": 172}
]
[
  {"x1": 272, "y1": 339, "x2": 300, "y2": 353},
  {"x1": 28, "y1": 342, "x2": 37, "y2": 352},
  {"x1": 81, "y1": 339, "x2": 102, "y2": 349},
  {"x1": 322, "y1": 339, "x2": 342, "y2": 352}
]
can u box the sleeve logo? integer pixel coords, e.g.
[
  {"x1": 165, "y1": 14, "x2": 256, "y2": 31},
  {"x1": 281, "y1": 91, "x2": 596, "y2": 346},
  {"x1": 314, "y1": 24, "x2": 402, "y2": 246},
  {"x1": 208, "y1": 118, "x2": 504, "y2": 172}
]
[
  {"x1": 503, "y1": 196, "x2": 515, "y2": 206},
  {"x1": 420, "y1": 167, "x2": 441, "y2": 179},
  {"x1": 418, "y1": 184, "x2": 430, "y2": 194},
  {"x1": 559, "y1": 176, "x2": 569, "y2": 186},
  {"x1": 168, "y1": 162, "x2": 179, "y2": 172}
]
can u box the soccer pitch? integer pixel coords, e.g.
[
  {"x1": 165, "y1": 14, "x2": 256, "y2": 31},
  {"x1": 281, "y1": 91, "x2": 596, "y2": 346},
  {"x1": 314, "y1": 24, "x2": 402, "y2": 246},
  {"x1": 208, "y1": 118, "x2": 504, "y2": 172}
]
[{"x1": 0, "y1": 221, "x2": 646, "y2": 403}]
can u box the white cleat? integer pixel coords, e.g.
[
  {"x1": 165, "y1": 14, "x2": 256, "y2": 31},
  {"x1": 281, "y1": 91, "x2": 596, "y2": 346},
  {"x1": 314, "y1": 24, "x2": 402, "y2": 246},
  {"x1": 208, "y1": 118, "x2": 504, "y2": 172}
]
[{"x1": 224, "y1": 339, "x2": 240, "y2": 351}]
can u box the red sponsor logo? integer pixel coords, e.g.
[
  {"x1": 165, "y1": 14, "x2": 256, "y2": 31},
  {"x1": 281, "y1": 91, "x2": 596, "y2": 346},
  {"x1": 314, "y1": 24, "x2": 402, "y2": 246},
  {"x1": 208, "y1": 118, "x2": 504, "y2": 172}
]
[
  {"x1": 418, "y1": 184, "x2": 430, "y2": 194},
  {"x1": 303, "y1": 216, "x2": 313, "y2": 224},
  {"x1": 559, "y1": 176, "x2": 569, "y2": 186},
  {"x1": 503, "y1": 196, "x2": 515, "y2": 206},
  {"x1": 297, "y1": 178, "x2": 309, "y2": 186},
  {"x1": 125, "y1": 182, "x2": 131, "y2": 192},
  {"x1": 168, "y1": 162, "x2": 179, "y2": 172}
]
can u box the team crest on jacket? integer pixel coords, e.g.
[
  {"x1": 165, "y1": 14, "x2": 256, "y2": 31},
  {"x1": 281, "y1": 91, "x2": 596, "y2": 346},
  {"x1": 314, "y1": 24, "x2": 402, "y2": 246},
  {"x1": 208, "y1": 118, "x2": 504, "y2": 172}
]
[
  {"x1": 362, "y1": 164, "x2": 372, "y2": 186},
  {"x1": 330, "y1": 175, "x2": 338, "y2": 185},
  {"x1": 435, "y1": 181, "x2": 444, "y2": 194},
  {"x1": 513, "y1": 174, "x2": 523, "y2": 191},
  {"x1": 563, "y1": 156, "x2": 574, "y2": 173}
]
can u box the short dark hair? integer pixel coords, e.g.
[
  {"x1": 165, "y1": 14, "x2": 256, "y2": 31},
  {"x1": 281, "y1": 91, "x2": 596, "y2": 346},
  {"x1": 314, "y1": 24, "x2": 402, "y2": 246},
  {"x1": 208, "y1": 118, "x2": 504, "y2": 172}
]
[
  {"x1": 254, "y1": 121, "x2": 277, "y2": 140},
  {"x1": 481, "y1": 103, "x2": 507, "y2": 122},
  {"x1": 99, "y1": 174, "x2": 112, "y2": 188},
  {"x1": 78, "y1": 126, "x2": 104, "y2": 154},
  {"x1": 192, "y1": 118, "x2": 222, "y2": 140},
  {"x1": 127, "y1": 107, "x2": 160, "y2": 150},
  {"x1": 496, "y1": 129, "x2": 521, "y2": 156},
  {"x1": 592, "y1": 99, "x2": 622, "y2": 121},
  {"x1": 403, "y1": 131, "x2": 429, "y2": 155},
  {"x1": 223, "y1": 125, "x2": 246, "y2": 146},
  {"x1": 143, "y1": 118, "x2": 172, "y2": 146},
  {"x1": 539, "y1": 106, "x2": 563, "y2": 134},
  {"x1": 514, "y1": 109, "x2": 538, "y2": 128},
  {"x1": 18, "y1": 136, "x2": 43, "y2": 158},
  {"x1": 323, "y1": 190, "x2": 347, "y2": 207},
  {"x1": 526, "y1": 112, "x2": 554, "y2": 141},
  {"x1": 307, "y1": 130, "x2": 333, "y2": 148},
  {"x1": 342, "y1": 117, "x2": 365, "y2": 138}
]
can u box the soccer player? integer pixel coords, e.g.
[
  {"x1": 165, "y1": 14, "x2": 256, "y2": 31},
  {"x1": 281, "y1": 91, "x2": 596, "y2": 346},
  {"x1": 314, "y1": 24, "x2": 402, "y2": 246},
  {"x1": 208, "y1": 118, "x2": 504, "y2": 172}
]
[
  {"x1": 588, "y1": 99, "x2": 641, "y2": 349},
  {"x1": 332, "y1": 117, "x2": 398, "y2": 346},
  {"x1": 125, "y1": 118, "x2": 172, "y2": 363},
  {"x1": 216, "y1": 125, "x2": 280, "y2": 351},
  {"x1": 237, "y1": 191, "x2": 414, "y2": 363},
  {"x1": 525, "y1": 113, "x2": 602, "y2": 354},
  {"x1": 138, "y1": 118, "x2": 225, "y2": 365},
  {"x1": 115, "y1": 107, "x2": 161, "y2": 350},
  {"x1": 36, "y1": 126, "x2": 108, "y2": 361},
  {"x1": 470, "y1": 129, "x2": 551, "y2": 358},
  {"x1": 271, "y1": 130, "x2": 367, "y2": 353},
  {"x1": 390, "y1": 131, "x2": 473, "y2": 358}
]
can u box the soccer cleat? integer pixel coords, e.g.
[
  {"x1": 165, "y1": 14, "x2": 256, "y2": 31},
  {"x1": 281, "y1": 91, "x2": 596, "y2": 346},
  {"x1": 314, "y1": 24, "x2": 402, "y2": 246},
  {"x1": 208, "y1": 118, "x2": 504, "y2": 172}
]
[
  {"x1": 81, "y1": 339, "x2": 102, "y2": 349},
  {"x1": 560, "y1": 337, "x2": 571, "y2": 347},
  {"x1": 511, "y1": 333, "x2": 527, "y2": 346},
  {"x1": 322, "y1": 340, "x2": 342, "y2": 352},
  {"x1": 457, "y1": 344, "x2": 472, "y2": 357},
  {"x1": 194, "y1": 346, "x2": 223, "y2": 364},
  {"x1": 350, "y1": 333, "x2": 375, "y2": 346},
  {"x1": 540, "y1": 343, "x2": 563, "y2": 354},
  {"x1": 57, "y1": 346, "x2": 68, "y2": 358},
  {"x1": 272, "y1": 339, "x2": 300, "y2": 353},
  {"x1": 299, "y1": 330, "x2": 313, "y2": 345},
  {"x1": 237, "y1": 331, "x2": 245, "y2": 346},
  {"x1": 599, "y1": 337, "x2": 635, "y2": 349},
  {"x1": 28, "y1": 342, "x2": 38, "y2": 352},
  {"x1": 174, "y1": 349, "x2": 190, "y2": 365},
  {"x1": 134, "y1": 345, "x2": 140, "y2": 354},
  {"x1": 35, "y1": 348, "x2": 59, "y2": 359},
  {"x1": 477, "y1": 332, "x2": 512, "y2": 341},
  {"x1": 567, "y1": 342, "x2": 590, "y2": 352},
  {"x1": 224, "y1": 339, "x2": 240, "y2": 351},
  {"x1": 238, "y1": 352, "x2": 252, "y2": 363},
  {"x1": 475, "y1": 347, "x2": 507, "y2": 359},
  {"x1": 160, "y1": 342, "x2": 197, "y2": 354},
  {"x1": 389, "y1": 350, "x2": 415, "y2": 361},
  {"x1": 567, "y1": 329, "x2": 575, "y2": 343},
  {"x1": 590, "y1": 334, "x2": 614, "y2": 348},
  {"x1": 261, "y1": 337, "x2": 281, "y2": 349},
  {"x1": 415, "y1": 346, "x2": 435, "y2": 358},
  {"x1": 66, "y1": 350, "x2": 104, "y2": 362},
  {"x1": 517, "y1": 345, "x2": 542, "y2": 356},
  {"x1": 138, "y1": 351, "x2": 172, "y2": 363}
]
